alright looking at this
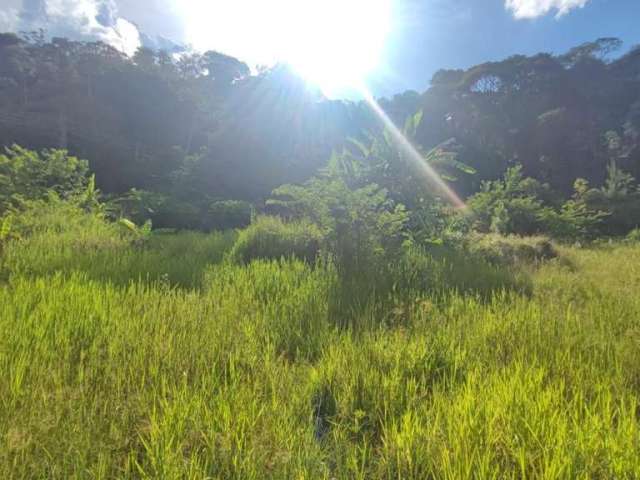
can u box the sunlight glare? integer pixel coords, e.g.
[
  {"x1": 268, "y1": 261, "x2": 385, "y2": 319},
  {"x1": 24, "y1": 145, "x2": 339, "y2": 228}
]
[
  {"x1": 179, "y1": 0, "x2": 391, "y2": 95},
  {"x1": 359, "y1": 85, "x2": 468, "y2": 210}
]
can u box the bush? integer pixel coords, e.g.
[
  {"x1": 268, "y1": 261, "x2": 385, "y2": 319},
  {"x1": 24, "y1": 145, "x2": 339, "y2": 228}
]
[
  {"x1": 206, "y1": 200, "x2": 253, "y2": 231},
  {"x1": 489, "y1": 197, "x2": 546, "y2": 236},
  {"x1": 229, "y1": 216, "x2": 323, "y2": 264},
  {"x1": 110, "y1": 190, "x2": 203, "y2": 230},
  {"x1": 468, "y1": 165, "x2": 553, "y2": 236},
  {"x1": 627, "y1": 228, "x2": 640, "y2": 243},
  {"x1": 468, "y1": 167, "x2": 615, "y2": 240},
  {"x1": 269, "y1": 162, "x2": 409, "y2": 278},
  {"x1": 0, "y1": 145, "x2": 90, "y2": 214},
  {"x1": 466, "y1": 233, "x2": 557, "y2": 265}
]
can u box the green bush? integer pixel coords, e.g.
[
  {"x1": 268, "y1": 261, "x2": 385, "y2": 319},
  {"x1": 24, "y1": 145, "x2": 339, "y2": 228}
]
[
  {"x1": 0, "y1": 145, "x2": 90, "y2": 214},
  {"x1": 468, "y1": 165, "x2": 553, "y2": 236},
  {"x1": 627, "y1": 228, "x2": 640, "y2": 243},
  {"x1": 229, "y1": 216, "x2": 323, "y2": 264},
  {"x1": 110, "y1": 189, "x2": 203, "y2": 231},
  {"x1": 466, "y1": 233, "x2": 557, "y2": 265},
  {"x1": 269, "y1": 161, "x2": 409, "y2": 278},
  {"x1": 577, "y1": 165, "x2": 640, "y2": 236},
  {"x1": 206, "y1": 200, "x2": 253, "y2": 231},
  {"x1": 468, "y1": 166, "x2": 618, "y2": 240},
  {"x1": 489, "y1": 197, "x2": 546, "y2": 236}
]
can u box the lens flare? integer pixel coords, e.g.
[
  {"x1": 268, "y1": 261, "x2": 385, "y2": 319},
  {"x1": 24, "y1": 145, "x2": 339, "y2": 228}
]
[
  {"x1": 179, "y1": 0, "x2": 391, "y2": 97},
  {"x1": 358, "y1": 85, "x2": 467, "y2": 210}
]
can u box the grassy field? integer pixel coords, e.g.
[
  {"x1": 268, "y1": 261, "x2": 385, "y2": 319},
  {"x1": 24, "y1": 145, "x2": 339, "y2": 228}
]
[{"x1": 1, "y1": 212, "x2": 640, "y2": 478}]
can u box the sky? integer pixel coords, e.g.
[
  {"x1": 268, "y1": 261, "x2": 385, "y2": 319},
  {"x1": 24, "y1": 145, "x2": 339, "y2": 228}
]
[{"x1": 1, "y1": 0, "x2": 639, "y2": 98}]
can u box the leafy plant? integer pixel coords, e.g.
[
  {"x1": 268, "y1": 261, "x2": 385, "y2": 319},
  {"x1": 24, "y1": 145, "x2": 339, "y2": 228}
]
[
  {"x1": 468, "y1": 165, "x2": 551, "y2": 235},
  {"x1": 269, "y1": 155, "x2": 409, "y2": 279},
  {"x1": 206, "y1": 200, "x2": 253, "y2": 231},
  {"x1": 0, "y1": 145, "x2": 90, "y2": 214},
  {"x1": 118, "y1": 217, "x2": 153, "y2": 245}
]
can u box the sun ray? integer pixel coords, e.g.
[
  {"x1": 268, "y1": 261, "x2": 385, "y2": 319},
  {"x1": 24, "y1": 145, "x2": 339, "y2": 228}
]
[{"x1": 358, "y1": 84, "x2": 468, "y2": 210}]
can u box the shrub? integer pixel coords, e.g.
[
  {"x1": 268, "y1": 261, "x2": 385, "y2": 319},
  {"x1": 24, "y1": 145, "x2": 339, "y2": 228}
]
[
  {"x1": 489, "y1": 197, "x2": 546, "y2": 236},
  {"x1": 627, "y1": 228, "x2": 640, "y2": 243},
  {"x1": 539, "y1": 198, "x2": 605, "y2": 241},
  {"x1": 0, "y1": 145, "x2": 90, "y2": 214},
  {"x1": 468, "y1": 165, "x2": 553, "y2": 236},
  {"x1": 110, "y1": 189, "x2": 207, "y2": 231},
  {"x1": 466, "y1": 233, "x2": 557, "y2": 265},
  {"x1": 206, "y1": 200, "x2": 253, "y2": 231},
  {"x1": 229, "y1": 216, "x2": 323, "y2": 264},
  {"x1": 107, "y1": 189, "x2": 169, "y2": 225},
  {"x1": 564, "y1": 166, "x2": 640, "y2": 237},
  {"x1": 269, "y1": 161, "x2": 408, "y2": 278},
  {"x1": 467, "y1": 167, "x2": 618, "y2": 240}
]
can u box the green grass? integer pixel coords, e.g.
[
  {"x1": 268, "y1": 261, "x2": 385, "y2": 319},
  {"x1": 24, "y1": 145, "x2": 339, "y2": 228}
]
[
  {"x1": 1, "y1": 210, "x2": 640, "y2": 478},
  {"x1": 0, "y1": 202, "x2": 236, "y2": 289}
]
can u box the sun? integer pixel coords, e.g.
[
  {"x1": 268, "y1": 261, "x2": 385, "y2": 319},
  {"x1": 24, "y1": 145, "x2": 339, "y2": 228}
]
[
  {"x1": 282, "y1": 0, "x2": 392, "y2": 94},
  {"x1": 180, "y1": 0, "x2": 392, "y2": 95}
]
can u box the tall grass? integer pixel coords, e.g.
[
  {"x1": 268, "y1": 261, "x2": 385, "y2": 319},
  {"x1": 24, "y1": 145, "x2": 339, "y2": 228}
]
[
  {"x1": 0, "y1": 202, "x2": 236, "y2": 288},
  {"x1": 1, "y1": 207, "x2": 639, "y2": 478}
]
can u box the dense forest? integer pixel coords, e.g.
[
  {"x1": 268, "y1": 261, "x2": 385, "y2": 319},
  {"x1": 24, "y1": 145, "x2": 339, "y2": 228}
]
[{"x1": 1, "y1": 32, "x2": 639, "y2": 200}]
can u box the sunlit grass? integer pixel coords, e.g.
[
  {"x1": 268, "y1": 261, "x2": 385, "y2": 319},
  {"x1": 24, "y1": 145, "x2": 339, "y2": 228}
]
[{"x1": 1, "y1": 214, "x2": 640, "y2": 478}]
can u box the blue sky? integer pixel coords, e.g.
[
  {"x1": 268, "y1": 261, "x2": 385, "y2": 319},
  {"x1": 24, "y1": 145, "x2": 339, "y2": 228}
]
[
  {"x1": 370, "y1": 0, "x2": 640, "y2": 96},
  {"x1": 1, "y1": 0, "x2": 639, "y2": 97}
]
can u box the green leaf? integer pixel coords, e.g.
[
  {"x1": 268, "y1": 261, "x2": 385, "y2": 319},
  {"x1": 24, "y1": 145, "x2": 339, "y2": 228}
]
[
  {"x1": 347, "y1": 137, "x2": 370, "y2": 157},
  {"x1": 403, "y1": 109, "x2": 423, "y2": 138}
]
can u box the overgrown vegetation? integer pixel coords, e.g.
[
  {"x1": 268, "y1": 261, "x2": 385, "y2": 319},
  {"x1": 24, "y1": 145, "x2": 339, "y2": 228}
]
[
  {"x1": 1, "y1": 33, "x2": 639, "y2": 201},
  {"x1": 467, "y1": 162, "x2": 640, "y2": 240},
  {"x1": 1, "y1": 32, "x2": 640, "y2": 477},
  {"x1": 2, "y1": 195, "x2": 640, "y2": 478}
]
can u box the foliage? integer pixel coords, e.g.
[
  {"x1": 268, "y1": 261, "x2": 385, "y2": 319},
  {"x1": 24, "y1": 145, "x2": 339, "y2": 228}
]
[
  {"x1": 2, "y1": 199, "x2": 640, "y2": 477},
  {"x1": 270, "y1": 157, "x2": 409, "y2": 278},
  {"x1": 206, "y1": 200, "x2": 253, "y2": 231},
  {"x1": 467, "y1": 165, "x2": 626, "y2": 240},
  {"x1": 468, "y1": 165, "x2": 553, "y2": 235},
  {"x1": 0, "y1": 200, "x2": 236, "y2": 288},
  {"x1": 229, "y1": 215, "x2": 323, "y2": 264},
  {"x1": 581, "y1": 162, "x2": 640, "y2": 235},
  {"x1": 110, "y1": 189, "x2": 254, "y2": 232},
  {"x1": 108, "y1": 188, "x2": 169, "y2": 225},
  {"x1": 627, "y1": 228, "x2": 640, "y2": 242},
  {"x1": 0, "y1": 34, "x2": 639, "y2": 202},
  {"x1": 538, "y1": 178, "x2": 608, "y2": 240},
  {"x1": 466, "y1": 233, "x2": 557, "y2": 265},
  {"x1": 0, "y1": 145, "x2": 90, "y2": 213}
]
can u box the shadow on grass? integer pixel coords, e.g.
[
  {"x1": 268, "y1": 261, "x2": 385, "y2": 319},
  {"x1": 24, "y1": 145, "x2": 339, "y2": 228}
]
[{"x1": 327, "y1": 244, "x2": 533, "y2": 330}]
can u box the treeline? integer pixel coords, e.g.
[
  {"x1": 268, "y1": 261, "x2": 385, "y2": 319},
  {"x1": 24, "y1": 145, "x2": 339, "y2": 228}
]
[
  {"x1": 0, "y1": 31, "x2": 370, "y2": 199},
  {"x1": 418, "y1": 37, "x2": 640, "y2": 195},
  {"x1": 0, "y1": 32, "x2": 639, "y2": 221}
]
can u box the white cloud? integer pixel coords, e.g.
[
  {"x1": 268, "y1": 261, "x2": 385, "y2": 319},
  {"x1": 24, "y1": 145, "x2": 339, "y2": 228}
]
[
  {"x1": 505, "y1": 0, "x2": 590, "y2": 19},
  {"x1": 0, "y1": 7, "x2": 19, "y2": 32},
  {"x1": 42, "y1": 0, "x2": 141, "y2": 55},
  {"x1": 0, "y1": 0, "x2": 141, "y2": 55}
]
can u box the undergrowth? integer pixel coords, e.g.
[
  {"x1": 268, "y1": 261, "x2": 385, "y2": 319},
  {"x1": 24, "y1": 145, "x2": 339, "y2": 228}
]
[{"x1": 1, "y1": 206, "x2": 639, "y2": 478}]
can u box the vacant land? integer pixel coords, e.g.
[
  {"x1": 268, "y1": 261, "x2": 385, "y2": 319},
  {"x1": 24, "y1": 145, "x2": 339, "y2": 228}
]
[{"x1": 1, "y1": 213, "x2": 639, "y2": 479}]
